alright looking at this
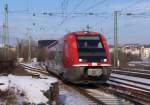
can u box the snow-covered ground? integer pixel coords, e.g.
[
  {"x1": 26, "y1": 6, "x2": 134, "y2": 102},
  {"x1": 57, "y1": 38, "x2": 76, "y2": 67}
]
[
  {"x1": 0, "y1": 74, "x2": 57, "y2": 105},
  {"x1": 22, "y1": 63, "x2": 96, "y2": 105}
]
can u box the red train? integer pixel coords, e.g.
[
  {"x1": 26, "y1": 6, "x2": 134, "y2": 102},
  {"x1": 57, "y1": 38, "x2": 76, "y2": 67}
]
[{"x1": 46, "y1": 31, "x2": 111, "y2": 84}]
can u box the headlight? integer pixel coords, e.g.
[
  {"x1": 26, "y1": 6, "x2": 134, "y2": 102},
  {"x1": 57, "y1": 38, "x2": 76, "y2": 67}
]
[
  {"x1": 103, "y1": 59, "x2": 107, "y2": 62},
  {"x1": 79, "y1": 59, "x2": 82, "y2": 62}
]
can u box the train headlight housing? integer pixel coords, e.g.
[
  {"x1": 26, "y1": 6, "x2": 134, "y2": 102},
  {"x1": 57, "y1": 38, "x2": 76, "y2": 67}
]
[
  {"x1": 79, "y1": 59, "x2": 82, "y2": 62},
  {"x1": 103, "y1": 59, "x2": 107, "y2": 62}
]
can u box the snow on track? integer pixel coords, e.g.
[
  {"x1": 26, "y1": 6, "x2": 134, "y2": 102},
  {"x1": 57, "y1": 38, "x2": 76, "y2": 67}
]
[
  {"x1": 110, "y1": 73, "x2": 150, "y2": 93},
  {"x1": 111, "y1": 73, "x2": 150, "y2": 84}
]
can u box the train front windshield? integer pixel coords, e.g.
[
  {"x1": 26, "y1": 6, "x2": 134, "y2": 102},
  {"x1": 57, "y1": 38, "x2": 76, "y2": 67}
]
[{"x1": 77, "y1": 35, "x2": 106, "y2": 62}]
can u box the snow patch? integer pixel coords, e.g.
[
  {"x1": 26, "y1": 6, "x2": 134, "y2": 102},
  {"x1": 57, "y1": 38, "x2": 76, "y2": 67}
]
[{"x1": 0, "y1": 75, "x2": 57, "y2": 104}]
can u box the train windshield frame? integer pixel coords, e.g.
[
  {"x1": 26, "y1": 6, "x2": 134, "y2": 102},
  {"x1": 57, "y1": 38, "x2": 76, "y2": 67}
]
[{"x1": 76, "y1": 35, "x2": 106, "y2": 62}]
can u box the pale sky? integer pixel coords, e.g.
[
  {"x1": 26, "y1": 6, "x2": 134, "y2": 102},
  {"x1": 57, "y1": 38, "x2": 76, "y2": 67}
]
[{"x1": 0, "y1": 0, "x2": 150, "y2": 44}]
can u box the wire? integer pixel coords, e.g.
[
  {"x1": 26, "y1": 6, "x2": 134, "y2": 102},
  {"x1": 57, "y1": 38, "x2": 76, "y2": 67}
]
[
  {"x1": 120, "y1": 0, "x2": 146, "y2": 12},
  {"x1": 26, "y1": 0, "x2": 29, "y2": 12},
  {"x1": 61, "y1": 0, "x2": 69, "y2": 14},
  {"x1": 58, "y1": 0, "x2": 107, "y2": 26},
  {"x1": 59, "y1": 0, "x2": 85, "y2": 27},
  {"x1": 65, "y1": 0, "x2": 69, "y2": 13},
  {"x1": 61, "y1": 0, "x2": 65, "y2": 13},
  {"x1": 84, "y1": 0, "x2": 107, "y2": 12},
  {"x1": 69, "y1": 0, "x2": 85, "y2": 14}
]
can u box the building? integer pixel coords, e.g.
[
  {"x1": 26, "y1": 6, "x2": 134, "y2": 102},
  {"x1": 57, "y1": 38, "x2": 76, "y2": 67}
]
[
  {"x1": 0, "y1": 43, "x2": 5, "y2": 48},
  {"x1": 141, "y1": 45, "x2": 150, "y2": 60},
  {"x1": 121, "y1": 44, "x2": 150, "y2": 60},
  {"x1": 121, "y1": 44, "x2": 140, "y2": 56}
]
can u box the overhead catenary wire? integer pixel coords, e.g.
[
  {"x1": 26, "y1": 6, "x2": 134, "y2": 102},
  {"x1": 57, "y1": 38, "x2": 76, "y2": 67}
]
[
  {"x1": 120, "y1": 0, "x2": 146, "y2": 12},
  {"x1": 26, "y1": 0, "x2": 29, "y2": 12},
  {"x1": 1, "y1": 0, "x2": 150, "y2": 47},
  {"x1": 69, "y1": 0, "x2": 85, "y2": 14},
  {"x1": 59, "y1": 0, "x2": 85, "y2": 24},
  {"x1": 83, "y1": 0, "x2": 107, "y2": 12},
  {"x1": 58, "y1": 0, "x2": 85, "y2": 26},
  {"x1": 5, "y1": 0, "x2": 150, "y2": 40},
  {"x1": 61, "y1": 0, "x2": 69, "y2": 14},
  {"x1": 6, "y1": 0, "x2": 149, "y2": 18},
  {"x1": 61, "y1": 0, "x2": 65, "y2": 13},
  {"x1": 58, "y1": 0, "x2": 107, "y2": 26}
]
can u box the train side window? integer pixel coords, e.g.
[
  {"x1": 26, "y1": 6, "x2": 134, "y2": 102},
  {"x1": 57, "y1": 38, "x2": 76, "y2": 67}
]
[
  {"x1": 55, "y1": 41, "x2": 64, "y2": 65},
  {"x1": 98, "y1": 42, "x2": 102, "y2": 48}
]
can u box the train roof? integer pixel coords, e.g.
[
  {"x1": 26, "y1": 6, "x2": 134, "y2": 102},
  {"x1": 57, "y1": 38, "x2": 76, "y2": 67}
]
[
  {"x1": 66, "y1": 31, "x2": 101, "y2": 36},
  {"x1": 47, "y1": 31, "x2": 105, "y2": 49}
]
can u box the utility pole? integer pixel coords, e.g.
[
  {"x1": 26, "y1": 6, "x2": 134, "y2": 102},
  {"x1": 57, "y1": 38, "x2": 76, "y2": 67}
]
[
  {"x1": 100, "y1": 27, "x2": 103, "y2": 32},
  {"x1": 2, "y1": 0, "x2": 9, "y2": 60},
  {"x1": 26, "y1": 28, "x2": 31, "y2": 63},
  {"x1": 86, "y1": 25, "x2": 91, "y2": 31},
  {"x1": 16, "y1": 38, "x2": 19, "y2": 62},
  {"x1": 113, "y1": 11, "x2": 133, "y2": 67},
  {"x1": 28, "y1": 35, "x2": 31, "y2": 62},
  {"x1": 114, "y1": 11, "x2": 120, "y2": 67},
  {"x1": 0, "y1": 29, "x2": 2, "y2": 44}
]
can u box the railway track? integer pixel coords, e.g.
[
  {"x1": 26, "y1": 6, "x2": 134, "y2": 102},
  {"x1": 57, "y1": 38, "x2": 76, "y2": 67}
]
[
  {"x1": 110, "y1": 68, "x2": 150, "y2": 105},
  {"x1": 97, "y1": 84, "x2": 149, "y2": 105},
  {"x1": 112, "y1": 68, "x2": 150, "y2": 79},
  {"x1": 20, "y1": 64, "x2": 150, "y2": 105},
  {"x1": 108, "y1": 75, "x2": 150, "y2": 105},
  {"x1": 69, "y1": 67, "x2": 150, "y2": 105},
  {"x1": 114, "y1": 67, "x2": 150, "y2": 73},
  {"x1": 70, "y1": 80, "x2": 149, "y2": 105},
  {"x1": 69, "y1": 84, "x2": 134, "y2": 105},
  {"x1": 59, "y1": 83, "x2": 98, "y2": 105},
  {"x1": 70, "y1": 81, "x2": 150, "y2": 105},
  {"x1": 19, "y1": 63, "x2": 49, "y2": 77},
  {"x1": 110, "y1": 75, "x2": 150, "y2": 91}
]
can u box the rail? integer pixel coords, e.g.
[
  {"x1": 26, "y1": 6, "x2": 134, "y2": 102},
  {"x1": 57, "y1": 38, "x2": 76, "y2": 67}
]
[
  {"x1": 112, "y1": 69, "x2": 150, "y2": 79},
  {"x1": 108, "y1": 73, "x2": 150, "y2": 104}
]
